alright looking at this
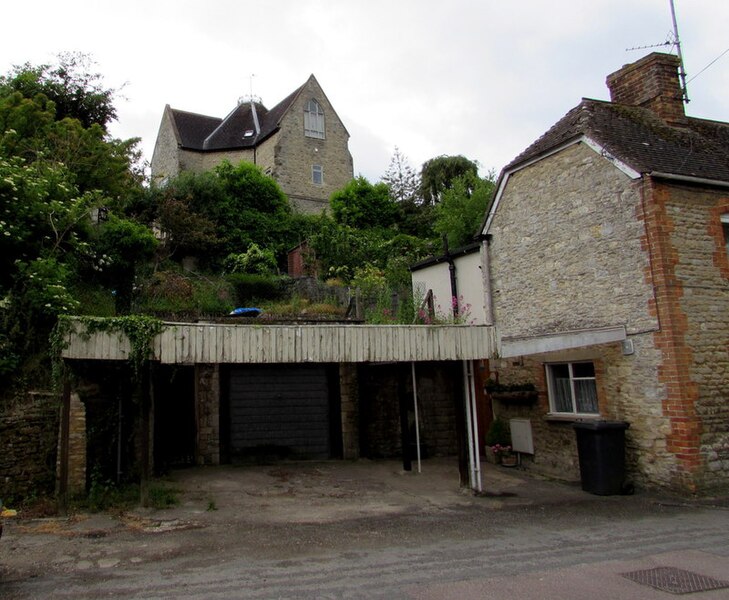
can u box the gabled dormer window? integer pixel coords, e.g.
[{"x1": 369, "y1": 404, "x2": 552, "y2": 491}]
[{"x1": 304, "y1": 99, "x2": 325, "y2": 139}]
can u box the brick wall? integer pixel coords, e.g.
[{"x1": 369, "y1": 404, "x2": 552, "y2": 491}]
[
  {"x1": 647, "y1": 181, "x2": 729, "y2": 492},
  {"x1": 606, "y1": 53, "x2": 686, "y2": 125}
]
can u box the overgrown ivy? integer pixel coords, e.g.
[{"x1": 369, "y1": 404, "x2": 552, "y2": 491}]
[{"x1": 51, "y1": 315, "x2": 164, "y2": 385}]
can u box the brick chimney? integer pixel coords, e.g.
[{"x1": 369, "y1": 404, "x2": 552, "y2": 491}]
[{"x1": 606, "y1": 52, "x2": 686, "y2": 125}]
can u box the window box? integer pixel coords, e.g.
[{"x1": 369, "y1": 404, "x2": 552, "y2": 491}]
[
  {"x1": 485, "y1": 381, "x2": 538, "y2": 405},
  {"x1": 489, "y1": 390, "x2": 539, "y2": 405}
]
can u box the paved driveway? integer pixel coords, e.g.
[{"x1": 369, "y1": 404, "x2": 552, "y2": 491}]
[{"x1": 3, "y1": 459, "x2": 729, "y2": 599}]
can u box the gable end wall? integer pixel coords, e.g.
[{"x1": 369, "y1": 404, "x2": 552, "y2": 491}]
[
  {"x1": 274, "y1": 78, "x2": 353, "y2": 213},
  {"x1": 489, "y1": 142, "x2": 656, "y2": 338}
]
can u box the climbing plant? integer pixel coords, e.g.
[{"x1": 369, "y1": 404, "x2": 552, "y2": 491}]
[{"x1": 51, "y1": 315, "x2": 164, "y2": 384}]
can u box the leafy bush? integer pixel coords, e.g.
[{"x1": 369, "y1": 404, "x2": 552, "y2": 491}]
[
  {"x1": 71, "y1": 282, "x2": 117, "y2": 316},
  {"x1": 135, "y1": 270, "x2": 233, "y2": 316},
  {"x1": 484, "y1": 417, "x2": 511, "y2": 447},
  {"x1": 225, "y1": 243, "x2": 278, "y2": 276},
  {"x1": 227, "y1": 273, "x2": 287, "y2": 305}
]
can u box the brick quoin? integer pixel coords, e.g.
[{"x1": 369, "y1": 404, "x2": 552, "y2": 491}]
[
  {"x1": 641, "y1": 179, "x2": 702, "y2": 492},
  {"x1": 710, "y1": 199, "x2": 729, "y2": 280}
]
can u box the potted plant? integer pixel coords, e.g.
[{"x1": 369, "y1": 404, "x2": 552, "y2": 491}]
[
  {"x1": 491, "y1": 444, "x2": 518, "y2": 467},
  {"x1": 484, "y1": 418, "x2": 511, "y2": 464}
]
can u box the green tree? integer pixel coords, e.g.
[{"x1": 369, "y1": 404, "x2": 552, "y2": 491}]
[
  {"x1": 433, "y1": 172, "x2": 495, "y2": 247},
  {"x1": 419, "y1": 155, "x2": 479, "y2": 205},
  {"x1": 0, "y1": 56, "x2": 148, "y2": 388},
  {"x1": 381, "y1": 148, "x2": 434, "y2": 238},
  {"x1": 330, "y1": 176, "x2": 397, "y2": 229},
  {"x1": 92, "y1": 215, "x2": 158, "y2": 313},
  {"x1": 144, "y1": 161, "x2": 299, "y2": 269},
  {"x1": 382, "y1": 147, "x2": 420, "y2": 204},
  {"x1": 0, "y1": 52, "x2": 119, "y2": 130}
]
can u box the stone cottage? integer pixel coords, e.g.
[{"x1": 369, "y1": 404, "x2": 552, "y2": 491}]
[
  {"x1": 482, "y1": 52, "x2": 729, "y2": 494},
  {"x1": 150, "y1": 75, "x2": 354, "y2": 213}
]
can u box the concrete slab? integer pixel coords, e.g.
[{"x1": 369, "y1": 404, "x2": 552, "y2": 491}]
[
  {"x1": 152, "y1": 458, "x2": 588, "y2": 525},
  {"x1": 407, "y1": 550, "x2": 729, "y2": 600}
]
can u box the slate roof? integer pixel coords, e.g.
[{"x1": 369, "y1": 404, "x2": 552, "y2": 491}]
[
  {"x1": 169, "y1": 109, "x2": 221, "y2": 149},
  {"x1": 170, "y1": 81, "x2": 306, "y2": 151},
  {"x1": 507, "y1": 98, "x2": 729, "y2": 183}
]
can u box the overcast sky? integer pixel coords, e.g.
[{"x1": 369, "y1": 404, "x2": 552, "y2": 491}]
[{"x1": 2, "y1": 1, "x2": 727, "y2": 182}]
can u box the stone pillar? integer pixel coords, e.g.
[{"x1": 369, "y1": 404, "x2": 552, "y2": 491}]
[
  {"x1": 57, "y1": 391, "x2": 86, "y2": 500},
  {"x1": 339, "y1": 363, "x2": 360, "y2": 460},
  {"x1": 195, "y1": 364, "x2": 220, "y2": 465}
]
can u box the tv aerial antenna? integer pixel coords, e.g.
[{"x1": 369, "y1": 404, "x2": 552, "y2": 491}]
[{"x1": 626, "y1": 0, "x2": 689, "y2": 103}]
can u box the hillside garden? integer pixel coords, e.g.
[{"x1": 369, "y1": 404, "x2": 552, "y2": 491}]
[{"x1": 0, "y1": 54, "x2": 495, "y2": 403}]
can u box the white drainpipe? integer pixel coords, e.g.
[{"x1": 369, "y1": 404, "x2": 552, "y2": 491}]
[{"x1": 463, "y1": 360, "x2": 482, "y2": 493}]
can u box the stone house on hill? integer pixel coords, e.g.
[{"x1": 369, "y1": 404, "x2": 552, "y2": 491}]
[
  {"x1": 150, "y1": 75, "x2": 354, "y2": 214},
  {"x1": 483, "y1": 52, "x2": 729, "y2": 494}
]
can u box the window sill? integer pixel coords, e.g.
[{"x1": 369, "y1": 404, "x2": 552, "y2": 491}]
[{"x1": 544, "y1": 413, "x2": 602, "y2": 423}]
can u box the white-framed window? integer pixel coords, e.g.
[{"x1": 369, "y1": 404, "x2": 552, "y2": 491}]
[
  {"x1": 546, "y1": 361, "x2": 599, "y2": 415},
  {"x1": 312, "y1": 164, "x2": 323, "y2": 185},
  {"x1": 721, "y1": 214, "x2": 729, "y2": 258},
  {"x1": 304, "y1": 99, "x2": 325, "y2": 139}
]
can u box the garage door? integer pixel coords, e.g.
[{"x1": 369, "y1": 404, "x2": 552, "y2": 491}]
[{"x1": 228, "y1": 365, "x2": 331, "y2": 459}]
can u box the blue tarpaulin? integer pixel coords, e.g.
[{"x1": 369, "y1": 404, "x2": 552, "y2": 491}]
[{"x1": 229, "y1": 307, "x2": 262, "y2": 317}]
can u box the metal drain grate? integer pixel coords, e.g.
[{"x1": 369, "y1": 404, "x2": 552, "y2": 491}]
[{"x1": 622, "y1": 566, "x2": 729, "y2": 595}]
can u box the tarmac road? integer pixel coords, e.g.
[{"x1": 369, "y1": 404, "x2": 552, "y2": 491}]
[{"x1": 1, "y1": 459, "x2": 729, "y2": 599}]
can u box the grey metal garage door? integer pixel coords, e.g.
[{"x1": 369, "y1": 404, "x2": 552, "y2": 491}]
[{"x1": 228, "y1": 365, "x2": 331, "y2": 459}]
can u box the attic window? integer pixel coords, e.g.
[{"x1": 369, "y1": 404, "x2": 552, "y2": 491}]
[
  {"x1": 304, "y1": 99, "x2": 325, "y2": 139},
  {"x1": 243, "y1": 130, "x2": 255, "y2": 138}
]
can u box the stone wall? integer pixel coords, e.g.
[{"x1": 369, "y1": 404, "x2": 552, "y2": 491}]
[
  {"x1": 0, "y1": 392, "x2": 60, "y2": 501},
  {"x1": 650, "y1": 182, "x2": 729, "y2": 492},
  {"x1": 489, "y1": 338, "x2": 672, "y2": 488},
  {"x1": 201, "y1": 148, "x2": 255, "y2": 172},
  {"x1": 273, "y1": 77, "x2": 353, "y2": 212},
  {"x1": 339, "y1": 364, "x2": 359, "y2": 459},
  {"x1": 358, "y1": 362, "x2": 458, "y2": 459},
  {"x1": 489, "y1": 142, "x2": 656, "y2": 339},
  {"x1": 486, "y1": 143, "x2": 678, "y2": 490},
  {"x1": 149, "y1": 79, "x2": 351, "y2": 215},
  {"x1": 56, "y1": 392, "x2": 87, "y2": 497},
  {"x1": 195, "y1": 364, "x2": 220, "y2": 465},
  {"x1": 149, "y1": 107, "x2": 181, "y2": 184},
  {"x1": 414, "y1": 362, "x2": 459, "y2": 457},
  {"x1": 488, "y1": 143, "x2": 729, "y2": 494}
]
